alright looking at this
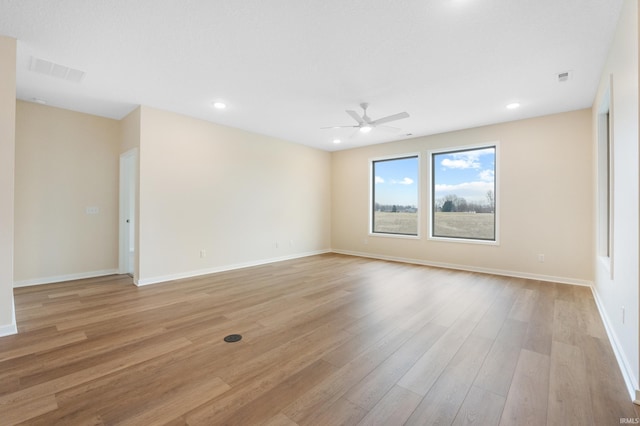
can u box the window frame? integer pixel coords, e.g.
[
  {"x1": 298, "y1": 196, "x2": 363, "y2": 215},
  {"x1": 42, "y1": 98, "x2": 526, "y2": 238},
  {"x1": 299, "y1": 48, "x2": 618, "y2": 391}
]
[
  {"x1": 369, "y1": 153, "x2": 421, "y2": 239},
  {"x1": 597, "y1": 75, "x2": 614, "y2": 277},
  {"x1": 428, "y1": 142, "x2": 500, "y2": 245}
]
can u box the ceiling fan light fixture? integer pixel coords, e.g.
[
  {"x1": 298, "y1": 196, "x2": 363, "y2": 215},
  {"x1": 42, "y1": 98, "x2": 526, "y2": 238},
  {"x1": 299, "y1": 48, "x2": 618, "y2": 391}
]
[{"x1": 321, "y1": 103, "x2": 409, "y2": 135}]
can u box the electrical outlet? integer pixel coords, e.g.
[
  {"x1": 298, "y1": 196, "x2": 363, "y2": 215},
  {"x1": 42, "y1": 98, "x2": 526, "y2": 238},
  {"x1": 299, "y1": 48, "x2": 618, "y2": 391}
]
[
  {"x1": 275, "y1": 242, "x2": 279, "y2": 248},
  {"x1": 200, "y1": 249, "x2": 206, "y2": 258},
  {"x1": 538, "y1": 254, "x2": 545, "y2": 263}
]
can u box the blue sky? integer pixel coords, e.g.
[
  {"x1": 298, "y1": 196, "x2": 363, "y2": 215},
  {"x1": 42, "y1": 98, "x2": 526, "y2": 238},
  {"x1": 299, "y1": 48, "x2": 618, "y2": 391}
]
[
  {"x1": 373, "y1": 147, "x2": 495, "y2": 206},
  {"x1": 373, "y1": 156, "x2": 419, "y2": 206}
]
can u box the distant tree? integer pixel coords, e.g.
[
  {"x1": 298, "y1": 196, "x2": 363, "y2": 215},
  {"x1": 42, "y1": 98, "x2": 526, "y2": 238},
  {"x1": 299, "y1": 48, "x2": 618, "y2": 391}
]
[
  {"x1": 467, "y1": 201, "x2": 482, "y2": 213},
  {"x1": 442, "y1": 200, "x2": 454, "y2": 212},
  {"x1": 454, "y1": 197, "x2": 468, "y2": 212},
  {"x1": 486, "y1": 190, "x2": 495, "y2": 210},
  {"x1": 392, "y1": 205, "x2": 397, "y2": 213}
]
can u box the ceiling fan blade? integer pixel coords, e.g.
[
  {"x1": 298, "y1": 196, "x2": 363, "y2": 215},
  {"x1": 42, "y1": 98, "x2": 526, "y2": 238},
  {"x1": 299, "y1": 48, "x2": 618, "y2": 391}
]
[
  {"x1": 320, "y1": 125, "x2": 358, "y2": 129},
  {"x1": 370, "y1": 111, "x2": 410, "y2": 126},
  {"x1": 346, "y1": 110, "x2": 365, "y2": 125}
]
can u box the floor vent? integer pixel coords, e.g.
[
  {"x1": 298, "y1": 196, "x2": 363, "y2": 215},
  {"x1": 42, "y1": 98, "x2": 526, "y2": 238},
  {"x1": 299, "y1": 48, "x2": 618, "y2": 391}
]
[{"x1": 223, "y1": 334, "x2": 242, "y2": 343}]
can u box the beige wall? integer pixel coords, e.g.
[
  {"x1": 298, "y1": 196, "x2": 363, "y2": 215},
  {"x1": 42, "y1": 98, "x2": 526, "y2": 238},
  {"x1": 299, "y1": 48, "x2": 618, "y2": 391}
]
[
  {"x1": 592, "y1": 0, "x2": 639, "y2": 399},
  {"x1": 137, "y1": 106, "x2": 331, "y2": 284},
  {"x1": 0, "y1": 36, "x2": 16, "y2": 335},
  {"x1": 121, "y1": 106, "x2": 141, "y2": 153},
  {"x1": 332, "y1": 109, "x2": 593, "y2": 285},
  {"x1": 14, "y1": 101, "x2": 120, "y2": 285}
]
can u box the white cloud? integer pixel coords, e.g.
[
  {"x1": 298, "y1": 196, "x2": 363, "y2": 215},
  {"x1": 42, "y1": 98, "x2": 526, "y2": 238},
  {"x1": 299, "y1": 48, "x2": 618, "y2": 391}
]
[
  {"x1": 479, "y1": 169, "x2": 494, "y2": 181},
  {"x1": 434, "y1": 181, "x2": 494, "y2": 202},
  {"x1": 439, "y1": 147, "x2": 495, "y2": 170},
  {"x1": 391, "y1": 177, "x2": 414, "y2": 185},
  {"x1": 441, "y1": 158, "x2": 479, "y2": 169},
  {"x1": 375, "y1": 176, "x2": 385, "y2": 183},
  {"x1": 435, "y1": 181, "x2": 493, "y2": 192}
]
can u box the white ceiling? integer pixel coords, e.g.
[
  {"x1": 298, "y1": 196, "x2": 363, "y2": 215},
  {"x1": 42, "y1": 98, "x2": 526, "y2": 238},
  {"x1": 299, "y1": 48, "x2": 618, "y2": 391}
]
[{"x1": 0, "y1": 0, "x2": 623, "y2": 151}]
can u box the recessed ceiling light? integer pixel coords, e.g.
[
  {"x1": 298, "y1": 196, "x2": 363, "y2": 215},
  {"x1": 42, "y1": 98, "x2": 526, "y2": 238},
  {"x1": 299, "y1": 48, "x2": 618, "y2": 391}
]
[
  {"x1": 506, "y1": 102, "x2": 520, "y2": 110},
  {"x1": 359, "y1": 126, "x2": 372, "y2": 133},
  {"x1": 213, "y1": 102, "x2": 226, "y2": 109},
  {"x1": 333, "y1": 139, "x2": 341, "y2": 144}
]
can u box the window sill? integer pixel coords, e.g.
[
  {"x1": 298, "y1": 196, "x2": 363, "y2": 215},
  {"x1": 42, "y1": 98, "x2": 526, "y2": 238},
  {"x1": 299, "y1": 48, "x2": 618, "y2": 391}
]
[
  {"x1": 369, "y1": 232, "x2": 420, "y2": 240},
  {"x1": 428, "y1": 236, "x2": 499, "y2": 246}
]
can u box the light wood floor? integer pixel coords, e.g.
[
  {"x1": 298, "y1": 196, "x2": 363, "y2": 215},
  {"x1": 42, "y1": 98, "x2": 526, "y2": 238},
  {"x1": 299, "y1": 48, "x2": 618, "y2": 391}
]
[{"x1": 1, "y1": 253, "x2": 637, "y2": 425}]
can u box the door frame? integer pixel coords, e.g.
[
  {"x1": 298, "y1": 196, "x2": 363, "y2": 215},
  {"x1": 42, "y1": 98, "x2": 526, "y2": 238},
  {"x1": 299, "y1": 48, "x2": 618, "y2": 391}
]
[{"x1": 119, "y1": 148, "x2": 138, "y2": 278}]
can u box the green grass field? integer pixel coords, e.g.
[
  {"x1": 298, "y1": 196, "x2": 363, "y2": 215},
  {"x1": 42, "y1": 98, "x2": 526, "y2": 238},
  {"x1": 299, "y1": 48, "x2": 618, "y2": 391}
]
[
  {"x1": 433, "y1": 212, "x2": 495, "y2": 240},
  {"x1": 373, "y1": 211, "x2": 495, "y2": 240},
  {"x1": 373, "y1": 212, "x2": 418, "y2": 235}
]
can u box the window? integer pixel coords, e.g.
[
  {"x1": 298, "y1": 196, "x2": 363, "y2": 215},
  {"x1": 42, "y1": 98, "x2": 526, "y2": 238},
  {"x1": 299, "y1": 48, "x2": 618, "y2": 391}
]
[
  {"x1": 371, "y1": 155, "x2": 419, "y2": 236},
  {"x1": 597, "y1": 78, "x2": 613, "y2": 274},
  {"x1": 431, "y1": 145, "x2": 496, "y2": 241}
]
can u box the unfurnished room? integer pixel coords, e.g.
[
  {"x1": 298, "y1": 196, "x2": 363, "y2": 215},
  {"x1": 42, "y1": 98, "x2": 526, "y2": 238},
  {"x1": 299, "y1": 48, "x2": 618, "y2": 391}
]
[{"x1": 0, "y1": 0, "x2": 639, "y2": 425}]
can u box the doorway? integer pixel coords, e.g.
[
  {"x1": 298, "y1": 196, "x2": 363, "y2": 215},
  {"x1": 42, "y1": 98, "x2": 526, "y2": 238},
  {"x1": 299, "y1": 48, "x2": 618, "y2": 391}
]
[{"x1": 119, "y1": 149, "x2": 137, "y2": 278}]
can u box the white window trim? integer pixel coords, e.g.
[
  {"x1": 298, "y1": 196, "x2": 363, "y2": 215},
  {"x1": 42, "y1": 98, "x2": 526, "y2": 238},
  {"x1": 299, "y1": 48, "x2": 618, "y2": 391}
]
[
  {"x1": 597, "y1": 75, "x2": 614, "y2": 278},
  {"x1": 428, "y1": 141, "x2": 500, "y2": 245},
  {"x1": 369, "y1": 152, "x2": 421, "y2": 238}
]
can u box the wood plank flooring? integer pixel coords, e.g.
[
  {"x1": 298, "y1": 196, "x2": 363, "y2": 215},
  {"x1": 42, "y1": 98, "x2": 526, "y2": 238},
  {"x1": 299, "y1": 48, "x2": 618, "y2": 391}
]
[{"x1": 0, "y1": 253, "x2": 637, "y2": 425}]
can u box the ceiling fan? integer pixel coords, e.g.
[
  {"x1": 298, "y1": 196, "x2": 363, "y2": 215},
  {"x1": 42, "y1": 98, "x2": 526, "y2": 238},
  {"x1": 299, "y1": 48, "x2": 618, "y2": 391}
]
[{"x1": 322, "y1": 103, "x2": 410, "y2": 134}]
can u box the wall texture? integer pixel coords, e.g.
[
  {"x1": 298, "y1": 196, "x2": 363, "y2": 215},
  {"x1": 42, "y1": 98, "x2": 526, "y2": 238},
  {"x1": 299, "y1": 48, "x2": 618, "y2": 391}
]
[
  {"x1": 331, "y1": 109, "x2": 593, "y2": 285},
  {"x1": 14, "y1": 101, "x2": 121, "y2": 285},
  {"x1": 0, "y1": 36, "x2": 16, "y2": 336},
  {"x1": 592, "y1": 0, "x2": 639, "y2": 399},
  {"x1": 137, "y1": 106, "x2": 332, "y2": 284}
]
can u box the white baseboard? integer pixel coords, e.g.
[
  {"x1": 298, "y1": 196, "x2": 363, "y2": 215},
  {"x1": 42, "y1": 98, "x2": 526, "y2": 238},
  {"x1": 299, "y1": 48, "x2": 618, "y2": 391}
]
[
  {"x1": 590, "y1": 286, "x2": 639, "y2": 401},
  {"x1": 0, "y1": 322, "x2": 17, "y2": 337},
  {"x1": 331, "y1": 249, "x2": 593, "y2": 287},
  {"x1": 13, "y1": 269, "x2": 119, "y2": 288},
  {"x1": 0, "y1": 298, "x2": 17, "y2": 337},
  {"x1": 136, "y1": 250, "x2": 332, "y2": 286}
]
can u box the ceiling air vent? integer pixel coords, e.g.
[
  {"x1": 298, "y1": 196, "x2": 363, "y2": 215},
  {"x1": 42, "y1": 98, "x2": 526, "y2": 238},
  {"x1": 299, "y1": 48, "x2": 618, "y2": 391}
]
[
  {"x1": 557, "y1": 70, "x2": 572, "y2": 83},
  {"x1": 29, "y1": 56, "x2": 86, "y2": 83}
]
